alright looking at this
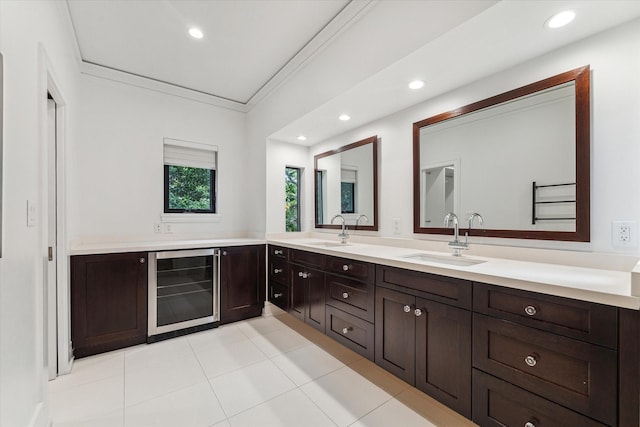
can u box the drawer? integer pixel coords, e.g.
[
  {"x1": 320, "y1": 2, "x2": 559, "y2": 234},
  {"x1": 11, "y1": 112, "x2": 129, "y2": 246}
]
[
  {"x1": 269, "y1": 260, "x2": 289, "y2": 286},
  {"x1": 291, "y1": 249, "x2": 325, "y2": 269},
  {"x1": 472, "y1": 370, "x2": 607, "y2": 427},
  {"x1": 325, "y1": 305, "x2": 374, "y2": 360},
  {"x1": 325, "y1": 256, "x2": 375, "y2": 283},
  {"x1": 376, "y1": 265, "x2": 472, "y2": 309},
  {"x1": 269, "y1": 282, "x2": 289, "y2": 311},
  {"x1": 474, "y1": 282, "x2": 618, "y2": 349},
  {"x1": 325, "y1": 274, "x2": 374, "y2": 322},
  {"x1": 269, "y1": 245, "x2": 289, "y2": 260},
  {"x1": 473, "y1": 314, "x2": 617, "y2": 426}
]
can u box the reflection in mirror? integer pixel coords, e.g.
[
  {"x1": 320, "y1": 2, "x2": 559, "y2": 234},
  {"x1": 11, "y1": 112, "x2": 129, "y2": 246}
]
[
  {"x1": 413, "y1": 66, "x2": 590, "y2": 241},
  {"x1": 315, "y1": 136, "x2": 378, "y2": 230}
]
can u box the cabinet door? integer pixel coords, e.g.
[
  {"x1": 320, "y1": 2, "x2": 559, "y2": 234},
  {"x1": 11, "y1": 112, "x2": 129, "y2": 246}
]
[
  {"x1": 220, "y1": 245, "x2": 266, "y2": 323},
  {"x1": 289, "y1": 266, "x2": 306, "y2": 321},
  {"x1": 375, "y1": 287, "x2": 416, "y2": 384},
  {"x1": 305, "y1": 268, "x2": 325, "y2": 332},
  {"x1": 415, "y1": 297, "x2": 472, "y2": 418},
  {"x1": 71, "y1": 252, "x2": 148, "y2": 358}
]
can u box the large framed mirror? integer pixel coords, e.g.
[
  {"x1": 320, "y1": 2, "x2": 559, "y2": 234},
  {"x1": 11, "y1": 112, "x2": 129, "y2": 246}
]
[
  {"x1": 413, "y1": 66, "x2": 590, "y2": 241},
  {"x1": 315, "y1": 135, "x2": 378, "y2": 231}
]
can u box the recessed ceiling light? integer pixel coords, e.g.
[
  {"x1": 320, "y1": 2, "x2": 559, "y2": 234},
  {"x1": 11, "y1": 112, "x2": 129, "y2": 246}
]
[
  {"x1": 545, "y1": 10, "x2": 575, "y2": 29},
  {"x1": 188, "y1": 27, "x2": 204, "y2": 39},
  {"x1": 339, "y1": 114, "x2": 351, "y2": 121},
  {"x1": 409, "y1": 80, "x2": 424, "y2": 90},
  {"x1": 297, "y1": 135, "x2": 307, "y2": 141}
]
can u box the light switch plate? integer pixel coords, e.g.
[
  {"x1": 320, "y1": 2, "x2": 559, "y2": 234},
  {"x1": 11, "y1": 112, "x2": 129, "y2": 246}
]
[{"x1": 27, "y1": 200, "x2": 37, "y2": 227}]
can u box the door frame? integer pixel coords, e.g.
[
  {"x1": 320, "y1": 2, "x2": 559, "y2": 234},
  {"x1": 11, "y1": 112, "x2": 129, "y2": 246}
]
[{"x1": 38, "y1": 45, "x2": 71, "y2": 380}]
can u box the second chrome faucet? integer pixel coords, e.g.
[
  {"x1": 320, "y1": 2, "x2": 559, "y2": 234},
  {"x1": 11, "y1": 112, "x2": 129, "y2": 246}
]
[{"x1": 444, "y1": 212, "x2": 484, "y2": 256}]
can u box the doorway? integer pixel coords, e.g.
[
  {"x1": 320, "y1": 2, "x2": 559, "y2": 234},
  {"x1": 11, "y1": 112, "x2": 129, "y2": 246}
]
[{"x1": 45, "y1": 93, "x2": 58, "y2": 380}]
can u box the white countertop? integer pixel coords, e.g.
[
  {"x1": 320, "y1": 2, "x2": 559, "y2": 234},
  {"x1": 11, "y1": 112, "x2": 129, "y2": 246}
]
[
  {"x1": 69, "y1": 238, "x2": 266, "y2": 256},
  {"x1": 268, "y1": 237, "x2": 640, "y2": 310}
]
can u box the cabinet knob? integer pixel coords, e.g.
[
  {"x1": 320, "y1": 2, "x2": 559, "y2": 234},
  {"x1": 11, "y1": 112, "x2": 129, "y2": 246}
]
[
  {"x1": 342, "y1": 292, "x2": 350, "y2": 299},
  {"x1": 274, "y1": 249, "x2": 283, "y2": 255},
  {"x1": 274, "y1": 268, "x2": 282, "y2": 274},
  {"x1": 342, "y1": 264, "x2": 350, "y2": 271},
  {"x1": 403, "y1": 305, "x2": 411, "y2": 313},
  {"x1": 274, "y1": 293, "x2": 283, "y2": 298},
  {"x1": 524, "y1": 354, "x2": 538, "y2": 367},
  {"x1": 298, "y1": 272, "x2": 304, "y2": 277},
  {"x1": 222, "y1": 251, "x2": 227, "y2": 256},
  {"x1": 299, "y1": 272, "x2": 309, "y2": 279},
  {"x1": 524, "y1": 305, "x2": 537, "y2": 316},
  {"x1": 524, "y1": 420, "x2": 538, "y2": 427},
  {"x1": 342, "y1": 326, "x2": 353, "y2": 334},
  {"x1": 139, "y1": 258, "x2": 145, "y2": 264},
  {"x1": 414, "y1": 308, "x2": 423, "y2": 317}
]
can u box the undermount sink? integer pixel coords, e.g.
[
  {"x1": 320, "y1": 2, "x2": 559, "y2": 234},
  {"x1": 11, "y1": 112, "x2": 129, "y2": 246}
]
[
  {"x1": 402, "y1": 253, "x2": 486, "y2": 267},
  {"x1": 305, "y1": 241, "x2": 351, "y2": 248}
]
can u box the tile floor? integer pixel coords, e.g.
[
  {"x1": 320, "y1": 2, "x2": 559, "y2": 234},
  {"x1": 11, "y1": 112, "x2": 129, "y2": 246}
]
[{"x1": 49, "y1": 313, "x2": 476, "y2": 427}]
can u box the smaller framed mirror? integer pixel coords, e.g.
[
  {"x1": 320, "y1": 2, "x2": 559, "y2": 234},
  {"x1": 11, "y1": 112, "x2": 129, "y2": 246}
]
[{"x1": 315, "y1": 136, "x2": 378, "y2": 231}]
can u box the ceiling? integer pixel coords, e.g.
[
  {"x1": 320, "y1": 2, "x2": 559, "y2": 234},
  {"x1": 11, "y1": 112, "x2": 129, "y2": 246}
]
[
  {"x1": 66, "y1": 1, "x2": 640, "y2": 146},
  {"x1": 66, "y1": 0, "x2": 352, "y2": 104}
]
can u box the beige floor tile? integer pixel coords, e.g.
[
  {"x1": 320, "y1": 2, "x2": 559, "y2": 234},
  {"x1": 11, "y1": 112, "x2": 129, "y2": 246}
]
[
  {"x1": 348, "y1": 357, "x2": 410, "y2": 397},
  {"x1": 395, "y1": 387, "x2": 478, "y2": 427}
]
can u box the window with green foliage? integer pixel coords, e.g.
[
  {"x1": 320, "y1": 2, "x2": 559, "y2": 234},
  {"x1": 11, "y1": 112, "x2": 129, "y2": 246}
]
[
  {"x1": 164, "y1": 165, "x2": 216, "y2": 213},
  {"x1": 285, "y1": 167, "x2": 301, "y2": 232},
  {"x1": 341, "y1": 182, "x2": 355, "y2": 213}
]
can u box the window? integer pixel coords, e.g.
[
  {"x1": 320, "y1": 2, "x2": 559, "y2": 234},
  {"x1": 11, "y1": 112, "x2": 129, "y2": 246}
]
[
  {"x1": 285, "y1": 167, "x2": 301, "y2": 232},
  {"x1": 341, "y1": 168, "x2": 357, "y2": 214},
  {"x1": 341, "y1": 182, "x2": 355, "y2": 213},
  {"x1": 164, "y1": 139, "x2": 217, "y2": 214}
]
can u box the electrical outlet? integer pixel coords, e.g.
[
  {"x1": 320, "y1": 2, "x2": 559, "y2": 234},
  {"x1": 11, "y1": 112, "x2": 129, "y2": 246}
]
[
  {"x1": 612, "y1": 220, "x2": 637, "y2": 248},
  {"x1": 154, "y1": 223, "x2": 162, "y2": 233},
  {"x1": 164, "y1": 223, "x2": 173, "y2": 233},
  {"x1": 393, "y1": 218, "x2": 401, "y2": 235}
]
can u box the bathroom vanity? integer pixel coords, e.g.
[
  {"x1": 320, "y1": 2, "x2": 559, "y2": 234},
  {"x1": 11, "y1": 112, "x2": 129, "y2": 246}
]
[{"x1": 267, "y1": 237, "x2": 640, "y2": 427}]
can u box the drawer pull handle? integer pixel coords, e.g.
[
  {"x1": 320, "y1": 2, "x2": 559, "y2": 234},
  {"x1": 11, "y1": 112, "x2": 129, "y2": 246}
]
[
  {"x1": 342, "y1": 264, "x2": 351, "y2": 271},
  {"x1": 414, "y1": 308, "x2": 423, "y2": 317},
  {"x1": 342, "y1": 326, "x2": 353, "y2": 334},
  {"x1": 274, "y1": 249, "x2": 283, "y2": 255},
  {"x1": 403, "y1": 305, "x2": 412, "y2": 313},
  {"x1": 524, "y1": 305, "x2": 537, "y2": 316},
  {"x1": 274, "y1": 293, "x2": 283, "y2": 298},
  {"x1": 524, "y1": 354, "x2": 538, "y2": 367},
  {"x1": 524, "y1": 419, "x2": 538, "y2": 427},
  {"x1": 342, "y1": 292, "x2": 350, "y2": 299},
  {"x1": 273, "y1": 268, "x2": 282, "y2": 274}
]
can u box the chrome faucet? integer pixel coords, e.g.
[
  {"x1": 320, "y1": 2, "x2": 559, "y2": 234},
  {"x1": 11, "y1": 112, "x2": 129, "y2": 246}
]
[
  {"x1": 355, "y1": 214, "x2": 369, "y2": 228},
  {"x1": 467, "y1": 213, "x2": 484, "y2": 234},
  {"x1": 444, "y1": 212, "x2": 468, "y2": 256},
  {"x1": 331, "y1": 214, "x2": 349, "y2": 244}
]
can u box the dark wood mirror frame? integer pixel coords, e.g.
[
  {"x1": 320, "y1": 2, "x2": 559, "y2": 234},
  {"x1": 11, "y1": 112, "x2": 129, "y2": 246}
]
[
  {"x1": 413, "y1": 66, "x2": 590, "y2": 241},
  {"x1": 315, "y1": 135, "x2": 379, "y2": 231}
]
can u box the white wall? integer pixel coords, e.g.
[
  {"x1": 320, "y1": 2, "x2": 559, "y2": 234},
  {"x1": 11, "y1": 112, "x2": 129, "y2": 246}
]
[
  {"x1": 265, "y1": 139, "x2": 309, "y2": 233},
  {"x1": 0, "y1": 1, "x2": 79, "y2": 426},
  {"x1": 71, "y1": 74, "x2": 248, "y2": 243},
  {"x1": 276, "y1": 18, "x2": 640, "y2": 254}
]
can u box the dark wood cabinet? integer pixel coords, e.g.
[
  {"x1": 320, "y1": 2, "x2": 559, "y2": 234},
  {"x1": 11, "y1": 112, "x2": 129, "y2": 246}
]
[
  {"x1": 375, "y1": 282, "x2": 472, "y2": 418},
  {"x1": 71, "y1": 252, "x2": 148, "y2": 358},
  {"x1": 268, "y1": 245, "x2": 290, "y2": 311},
  {"x1": 474, "y1": 313, "x2": 617, "y2": 425},
  {"x1": 290, "y1": 263, "x2": 325, "y2": 332},
  {"x1": 220, "y1": 245, "x2": 266, "y2": 324},
  {"x1": 472, "y1": 370, "x2": 607, "y2": 427}
]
